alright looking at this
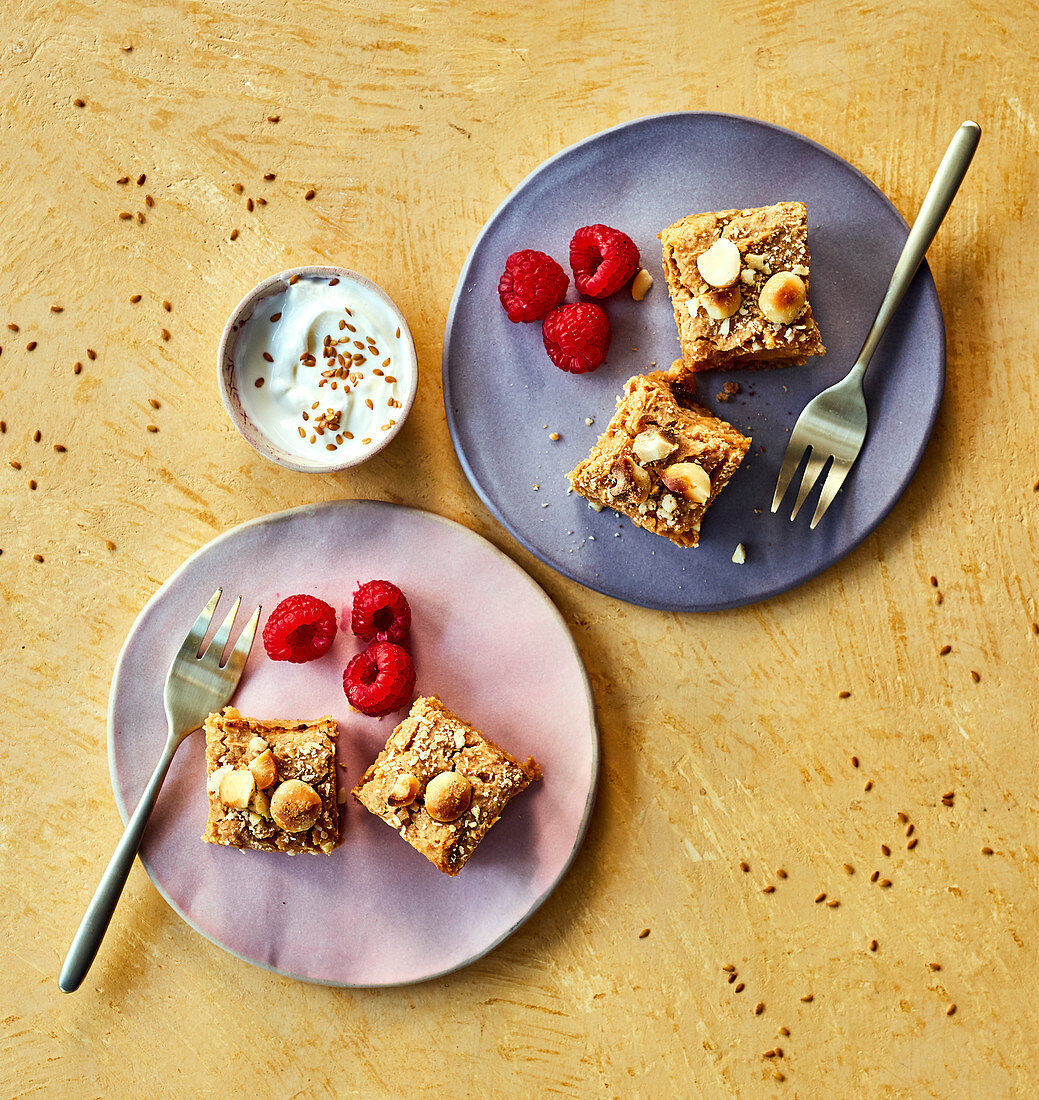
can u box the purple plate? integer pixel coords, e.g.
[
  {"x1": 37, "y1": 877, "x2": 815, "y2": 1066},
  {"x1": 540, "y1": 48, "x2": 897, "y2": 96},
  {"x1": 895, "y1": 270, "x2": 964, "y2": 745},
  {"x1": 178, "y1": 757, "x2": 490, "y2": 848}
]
[
  {"x1": 443, "y1": 112, "x2": 945, "y2": 611},
  {"x1": 108, "y1": 501, "x2": 597, "y2": 986}
]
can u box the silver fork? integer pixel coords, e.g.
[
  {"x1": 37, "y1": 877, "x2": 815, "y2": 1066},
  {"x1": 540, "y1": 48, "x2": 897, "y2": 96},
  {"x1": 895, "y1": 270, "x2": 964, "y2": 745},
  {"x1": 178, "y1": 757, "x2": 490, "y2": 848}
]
[
  {"x1": 771, "y1": 120, "x2": 981, "y2": 528},
  {"x1": 58, "y1": 589, "x2": 261, "y2": 993}
]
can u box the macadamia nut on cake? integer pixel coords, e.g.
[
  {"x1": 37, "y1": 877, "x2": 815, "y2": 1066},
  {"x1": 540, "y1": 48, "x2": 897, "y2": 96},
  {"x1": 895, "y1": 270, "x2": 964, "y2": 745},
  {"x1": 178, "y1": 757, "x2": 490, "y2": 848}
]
[
  {"x1": 567, "y1": 373, "x2": 750, "y2": 548},
  {"x1": 659, "y1": 201, "x2": 825, "y2": 376},
  {"x1": 352, "y1": 695, "x2": 541, "y2": 876}
]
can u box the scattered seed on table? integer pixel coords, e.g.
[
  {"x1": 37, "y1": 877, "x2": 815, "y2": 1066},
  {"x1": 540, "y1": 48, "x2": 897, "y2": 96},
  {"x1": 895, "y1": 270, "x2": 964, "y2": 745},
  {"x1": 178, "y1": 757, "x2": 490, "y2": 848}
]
[
  {"x1": 870, "y1": 870, "x2": 879, "y2": 882},
  {"x1": 26, "y1": 341, "x2": 36, "y2": 351},
  {"x1": 233, "y1": 182, "x2": 244, "y2": 194},
  {"x1": 943, "y1": 791, "x2": 954, "y2": 800},
  {"x1": 53, "y1": 443, "x2": 66, "y2": 452},
  {"x1": 838, "y1": 690, "x2": 850, "y2": 698},
  {"x1": 778, "y1": 1027, "x2": 790, "y2": 1037},
  {"x1": 73, "y1": 361, "x2": 82, "y2": 374},
  {"x1": 136, "y1": 173, "x2": 146, "y2": 185},
  {"x1": 638, "y1": 928, "x2": 650, "y2": 939},
  {"x1": 74, "y1": 97, "x2": 85, "y2": 107},
  {"x1": 28, "y1": 479, "x2": 36, "y2": 490},
  {"x1": 928, "y1": 962, "x2": 942, "y2": 971},
  {"x1": 906, "y1": 824, "x2": 914, "y2": 837},
  {"x1": 148, "y1": 398, "x2": 161, "y2": 409},
  {"x1": 843, "y1": 863, "x2": 854, "y2": 874},
  {"x1": 9, "y1": 460, "x2": 21, "y2": 469},
  {"x1": 929, "y1": 575, "x2": 938, "y2": 586},
  {"x1": 907, "y1": 838, "x2": 918, "y2": 850},
  {"x1": 881, "y1": 844, "x2": 890, "y2": 856},
  {"x1": 722, "y1": 964, "x2": 735, "y2": 973},
  {"x1": 145, "y1": 194, "x2": 154, "y2": 207},
  {"x1": 776, "y1": 869, "x2": 787, "y2": 879},
  {"x1": 763, "y1": 885, "x2": 776, "y2": 894},
  {"x1": 304, "y1": 188, "x2": 316, "y2": 200},
  {"x1": 728, "y1": 972, "x2": 737, "y2": 984},
  {"x1": 263, "y1": 172, "x2": 275, "y2": 181},
  {"x1": 229, "y1": 228, "x2": 239, "y2": 240},
  {"x1": 814, "y1": 892, "x2": 826, "y2": 903},
  {"x1": 254, "y1": 377, "x2": 264, "y2": 388},
  {"x1": 764, "y1": 1049, "x2": 777, "y2": 1058},
  {"x1": 119, "y1": 211, "x2": 133, "y2": 220},
  {"x1": 981, "y1": 846, "x2": 994, "y2": 855},
  {"x1": 800, "y1": 993, "x2": 813, "y2": 1002},
  {"x1": 773, "y1": 1072, "x2": 785, "y2": 1082},
  {"x1": 869, "y1": 939, "x2": 878, "y2": 952},
  {"x1": 162, "y1": 300, "x2": 172, "y2": 312},
  {"x1": 33, "y1": 553, "x2": 43, "y2": 562},
  {"x1": 970, "y1": 670, "x2": 980, "y2": 682},
  {"x1": 947, "y1": 1004, "x2": 957, "y2": 1016},
  {"x1": 0, "y1": 421, "x2": 5, "y2": 432},
  {"x1": 262, "y1": 352, "x2": 274, "y2": 363},
  {"x1": 879, "y1": 878, "x2": 892, "y2": 887},
  {"x1": 105, "y1": 539, "x2": 116, "y2": 551},
  {"x1": 734, "y1": 983, "x2": 745, "y2": 993},
  {"x1": 256, "y1": 196, "x2": 266, "y2": 206},
  {"x1": 939, "y1": 644, "x2": 952, "y2": 655},
  {"x1": 1032, "y1": 622, "x2": 1039, "y2": 635},
  {"x1": 117, "y1": 175, "x2": 129, "y2": 184},
  {"x1": 740, "y1": 861, "x2": 750, "y2": 872},
  {"x1": 851, "y1": 755, "x2": 859, "y2": 768},
  {"x1": 826, "y1": 898, "x2": 839, "y2": 908},
  {"x1": 130, "y1": 294, "x2": 142, "y2": 303},
  {"x1": 864, "y1": 780, "x2": 873, "y2": 791},
  {"x1": 146, "y1": 424, "x2": 158, "y2": 432},
  {"x1": 121, "y1": 43, "x2": 132, "y2": 50},
  {"x1": 161, "y1": 328, "x2": 170, "y2": 341},
  {"x1": 754, "y1": 1003, "x2": 764, "y2": 1015},
  {"x1": 87, "y1": 349, "x2": 96, "y2": 359},
  {"x1": 267, "y1": 114, "x2": 280, "y2": 123},
  {"x1": 50, "y1": 305, "x2": 63, "y2": 313},
  {"x1": 897, "y1": 811, "x2": 908, "y2": 823},
  {"x1": 136, "y1": 211, "x2": 145, "y2": 223},
  {"x1": 269, "y1": 312, "x2": 282, "y2": 322},
  {"x1": 32, "y1": 429, "x2": 41, "y2": 442},
  {"x1": 289, "y1": 274, "x2": 300, "y2": 285}
]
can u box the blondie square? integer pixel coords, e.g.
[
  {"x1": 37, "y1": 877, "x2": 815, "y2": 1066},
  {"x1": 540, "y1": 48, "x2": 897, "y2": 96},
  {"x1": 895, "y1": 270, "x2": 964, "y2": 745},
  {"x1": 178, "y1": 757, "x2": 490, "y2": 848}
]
[
  {"x1": 201, "y1": 707, "x2": 340, "y2": 855},
  {"x1": 352, "y1": 695, "x2": 541, "y2": 876},
  {"x1": 567, "y1": 372, "x2": 750, "y2": 548},
  {"x1": 659, "y1": 201, "x2": 825, "y2": 377}
]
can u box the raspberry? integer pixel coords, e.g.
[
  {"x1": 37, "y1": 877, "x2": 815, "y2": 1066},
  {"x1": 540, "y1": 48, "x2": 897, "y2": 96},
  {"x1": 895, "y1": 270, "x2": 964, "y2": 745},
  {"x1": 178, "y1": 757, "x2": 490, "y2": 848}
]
[
  {"x1": 343, "y1": 641, "x2": 415, "y2": 716},
  {"x1": 541, "y1": 302, "x2": 611, "y2": 374},
  {"x1": 569, "y1": 224, "x2": 640, "y2": 298},
  {"x1": 349, "y1": 579, "x2": 411, "y2": 643},
  {"x1": 498, "y1": 249, "x2": 569, "y2": 323},
  {"x1": 262, "y1": 594, "x2": 338, "y2": 663}
]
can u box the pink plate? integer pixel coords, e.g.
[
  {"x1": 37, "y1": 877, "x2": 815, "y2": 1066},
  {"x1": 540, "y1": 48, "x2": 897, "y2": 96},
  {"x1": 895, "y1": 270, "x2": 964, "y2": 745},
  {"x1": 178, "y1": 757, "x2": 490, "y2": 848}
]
[{"x1": 108, "y1": 501, "x2": 597, "y2": 986}]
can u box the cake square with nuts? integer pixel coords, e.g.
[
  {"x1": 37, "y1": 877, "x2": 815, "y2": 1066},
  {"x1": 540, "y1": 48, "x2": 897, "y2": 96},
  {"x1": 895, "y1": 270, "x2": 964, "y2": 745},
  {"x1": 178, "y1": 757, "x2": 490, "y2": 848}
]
[
  {"x1": 351, "y1": 695, "x2": 542, "y2": 876},
  {"x1": 567, "y1": 372, "x2": 750, "y2": 548},
  {"x1": 201, "y1": 707, "x2": 341, "y2": 855},
  {"x1": 659, "y1": 201, "x2": 825, "y2": 377}
]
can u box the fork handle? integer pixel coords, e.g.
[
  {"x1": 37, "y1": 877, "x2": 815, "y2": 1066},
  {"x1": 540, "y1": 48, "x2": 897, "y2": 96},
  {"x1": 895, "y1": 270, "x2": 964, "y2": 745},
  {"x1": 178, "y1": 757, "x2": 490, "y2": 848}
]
[
  {"x1": 58, "y1": 737, "x2": 179, "y2": 993},
  {"x1": 853, "y1": 120, "x2": 981, "y2": 375}
]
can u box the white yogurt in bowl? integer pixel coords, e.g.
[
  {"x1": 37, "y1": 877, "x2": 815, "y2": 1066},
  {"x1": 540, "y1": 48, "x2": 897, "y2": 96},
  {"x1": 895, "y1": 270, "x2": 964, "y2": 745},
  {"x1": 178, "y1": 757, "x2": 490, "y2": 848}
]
[{"x1": 218, "y1": 267, "x2": 417, "y2": 472}]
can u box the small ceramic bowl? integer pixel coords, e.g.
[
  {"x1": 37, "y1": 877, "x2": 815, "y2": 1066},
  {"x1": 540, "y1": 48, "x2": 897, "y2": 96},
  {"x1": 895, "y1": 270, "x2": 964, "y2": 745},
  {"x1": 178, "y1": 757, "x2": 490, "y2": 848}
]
[{"x1": 217, "y1": 265, "x2": 418, "y2": 473}]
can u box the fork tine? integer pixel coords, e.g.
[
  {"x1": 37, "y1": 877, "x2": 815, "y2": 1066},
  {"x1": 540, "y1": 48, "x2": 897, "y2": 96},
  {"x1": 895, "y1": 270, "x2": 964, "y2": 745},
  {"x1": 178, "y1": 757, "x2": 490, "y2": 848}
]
[
  {"x1": 174, "y1": 588, "x2": 223, "y2": 662},
  {"x1": 771, "y1": 439, "x2": 810, "y2": 513},
  {"x1": 790, "y1": 452, "x2": 831, "y2": 521},
  {"x1": 221, "y1": 604, "x2": 261, "y2": 676},
  {"x1": 809, "y1": 459, "x2": 853, "y2": 529},
  {"x1": 201, "y1": 595, "x2": 242, "y2": 662}
]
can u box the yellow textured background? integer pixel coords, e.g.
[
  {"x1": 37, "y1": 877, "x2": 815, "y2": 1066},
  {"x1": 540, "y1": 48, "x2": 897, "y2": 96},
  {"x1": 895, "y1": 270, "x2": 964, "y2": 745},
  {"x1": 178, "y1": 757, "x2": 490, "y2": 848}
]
[{"x1": 2, "y1": 1, "x2": 1036, "y2": 1096}]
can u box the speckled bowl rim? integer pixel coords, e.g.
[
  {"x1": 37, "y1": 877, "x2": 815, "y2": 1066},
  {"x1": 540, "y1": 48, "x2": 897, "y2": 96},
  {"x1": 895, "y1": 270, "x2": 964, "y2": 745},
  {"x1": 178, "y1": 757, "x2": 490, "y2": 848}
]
[{"x1": 217, "y1": 266, "x2": 418, "y2": 473}]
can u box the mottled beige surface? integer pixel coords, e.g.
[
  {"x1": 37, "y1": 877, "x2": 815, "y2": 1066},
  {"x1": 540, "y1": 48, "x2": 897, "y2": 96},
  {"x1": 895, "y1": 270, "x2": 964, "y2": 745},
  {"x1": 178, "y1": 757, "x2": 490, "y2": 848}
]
[{"x1": 2, "y1": 1, "x2": 1037, "y2": 1096}]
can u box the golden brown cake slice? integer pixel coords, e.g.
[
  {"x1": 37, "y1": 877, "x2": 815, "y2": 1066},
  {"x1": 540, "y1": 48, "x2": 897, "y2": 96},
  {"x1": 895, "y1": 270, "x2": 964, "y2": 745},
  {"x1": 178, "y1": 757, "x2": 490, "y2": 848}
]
[
  {"x1": 352, "y1": 695, "x2": 541, "y2": 876},
  {"x1": 567, "y1": 372, "x2": 750, "y2": 548},
  {"x1": 659, "y1": 201, "x2": 825, "y2": 377},
  {"x1": 201, "y1": 707, "x2": 340, "y2": 854}
]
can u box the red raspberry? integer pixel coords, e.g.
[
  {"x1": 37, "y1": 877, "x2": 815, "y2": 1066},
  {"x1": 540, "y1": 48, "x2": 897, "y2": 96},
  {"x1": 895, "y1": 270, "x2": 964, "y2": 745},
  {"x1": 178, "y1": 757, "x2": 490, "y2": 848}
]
[
  {"x1": 498, "y1": 249, "x2": 569, "y2": 323},
  {"x1": 569, "y1": 224, "x2": 640, "y2": 298},
  {"x1": 349, "y1": 579, "x2": 411, "y2": 644},
  {"x1": 343, "y1": 641, "x2": 415, "y2": 716},
  {"x1": 262, "y1": 594, "x2": 338, "y2": 663},
  {"x1": 541, "y1": 302, "x2": 611, "y2": 374}
]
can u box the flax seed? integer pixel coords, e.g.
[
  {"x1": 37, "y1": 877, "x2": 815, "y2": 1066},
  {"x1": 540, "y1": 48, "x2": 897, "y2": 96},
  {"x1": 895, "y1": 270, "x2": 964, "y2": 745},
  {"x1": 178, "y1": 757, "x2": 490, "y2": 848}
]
[
  {"x1": 263, "y1": 172, "x2": 275, "y2": 181},
  {"x1": 136, "y1": 173, "x2": 146, "y2": 185},
  {"x1": 383, "y1": 358, "x2": 391, "y2": 368},
  {"x1": 361, "y1": 437, "x2": 371, "y2": 445},
  {"x1": 289, "y1": 274, "x2": 300, "y2": 285},
  {"x1": 907, "y1": 838, "x2": 918, "y2": 849},
  {"x1": 851, "y1": 755, "x2": 859, "y2": 768},
  {"x1": 864, "y1": 780, "x2": 873, "y2": 791},
  {"x1": 130, "y1": 294, "x2": 142, "y2": 303},
  {"x1": 906, "y1": 823, "x2": 914, "y2": 837},
  {"x1": 778, "y1": 1027, "x2": 790, "y2": 1037},
  {"x1": 309, "y1": 434, "x2": 316, "y2": 443},
  {"x1": 9, "y1": 460, "x2": 21, "y2": 469},
  {"x1": 329, "y1": 278, "x2": 340, "y2": 286},
  {"x1": 869, "y1": 939, "x2": 878, "y2": 952},
  {"x1": 145, "y1": 194, "x2": 154, "y2": 207},
  {"x1": 149, "y1": 398, "x2": 161, "y2": 409},
  {"x1": 722, "y1": 964, "x2": 735, "y2": 973},
  {"x1": 163, "y1": 300, "x2": 171, "y2": 311},
  {"x1": 262, "y1": 351, "x2": 274, "y2": 363},
  {"x1": 87, "y1": 349, "x2": 96, "y2": 359},
  {"x1": 305, "y1": 189, "x2": 316, "y2": 200},
  {"x1": 930, "y1": 575, "x2": 938, "y2": 586},
  {"x1": 325, "y1": 443, "x2": 336, "y2": 451},
  {"x1": 928, "y1": 962, "x2": 941, "y2": 971},
  {"x1": 53, "y1": 443, "x2": 66, "y2": 452},
  {"x1": 1032, "y1": 622, "x2": 1039, "y2": 635},
  {"x1": 73, "y1": 361, "x2": 82, "y2": 374},
  {"x1": 0, "y1": 421, "x2": 5, "y2": 432},
  {"x1": 638, "y1": 928, "x2": 650, "y2": 939},
  {"x1": 365, "y1": 398, "x2": 373, "y2": 410},
  {"x1": 734, "y1": 983, "x2": 744, "y2": 993},
  {"x1": 800, "y1": 994, "x2": 813, "y2": 1002},
  {"x1": 773, "y1": 1072, "x2": 785, "y2": 1082},
  {"x1": 33, "y1": 553, "x2": 43, "y2": 562},
  {"x1": 105, "y1": 540, "x2": 116, "y2": 551},
  {"x1": 838, "y1": 690, "x2": 850, "y2": 698},
  {"x1": 763, "y1": 885, "x2": 775, "y2": 894},
  {"x1": 28, "y1": 478, "x2": 36, "y2": 490},
  {"x1": 32, "y1": 429, "x2": 40, "y2": 442},
  {"x1": 229, "y1": 228, "x2": 239, "y2": 240},
  {"x1": 970, "y1": 670, "x2": 980, "y2": 682},
  {"x1": 301, "y1": 412, "x2": 309, "y2": 422},
  {"x1": 939, "y1": 644, "x2": 951, "y2": 655},
  {"x1": 246, "y1": 197, "x2": 254, "y2": 212},
  {"x1": 395, "y1": 326, "x2": 400, "y2": 338},
  {"x1": 26, "y1": 341, "x2": 36, "y2": 351},
  {"x1": 298, "y1": 427, "x2": 306, "y2": 439},
  {"x1": 119, "y1": 211, "x2": 133, "y2": 220},
  {"x1": 727, "y1": 972, "x2": 737, "y2": 983},
  {"x1": 253, "y1": 377, "x2": 264, "y2": 388},
  {"x1": 74, "y1": 97, "x2": 85, "y2": 107},
  {"x1": 267, "y1": 115, "x2": 280, "y2": 123},
  {"x1": 146, "y1": 424, "x2": 158, "y2": 432},
  {"x1": 935, "y1": 590, "x2": 943, "y2": 604},
  {"x1": 117, "y1": 176, "x2": 129, "y2": 184},
  {"x1": 161, "y1": 328, "x2": 170, "y2": 341},
  {"x1": 814, "y1": 892, "x2": 826, "y2": 903},
  {"x1": 345, "y1": 323, "x2": 356, "y2": 332},
  {"x1": 981, "y1": 846, "x2": 994, "y2": 855},
  {"x1": 870, "y1": 870, "x2": 879, "y2": 882},
  {"x1": 881, "y1": 844, "x2": 890, "y2": 856},
  {"x1": 740, "y1": 861, "x2": 750, "y2": 872},
  {"x1": 843, "y1": 863, "x2": 854, "y2": 874},
  {"x1": 136, "y1": 211, "x2": 146, "y2": 223},
  {"x1": 764, "y1": 1049, "x2": 777, "y2": 1058},
  {"x1": 6, "y1": 323, "x2": 17, "y2": 332},
  {"x1": 50, "y1": 305, "x2": 63, "y2": 313},
  {"x1": 754, "y1": 1003, "x2": 764, "y2": 1015},
  {"x1": 879, "y1": 878, "x2": 891, "y2": 887},
  {"x1": 269, "y1": 312, "x2": 282, "y2": 322},
  {"x1": 827, "y1": 898, "x2": 840, "y2": 908},
  {"x1": 776, "y1": 869, "x2": 787, "y2": 879},
  {"x1": 947, "y1": 1004, "x2": 956, "y2": 1016}
]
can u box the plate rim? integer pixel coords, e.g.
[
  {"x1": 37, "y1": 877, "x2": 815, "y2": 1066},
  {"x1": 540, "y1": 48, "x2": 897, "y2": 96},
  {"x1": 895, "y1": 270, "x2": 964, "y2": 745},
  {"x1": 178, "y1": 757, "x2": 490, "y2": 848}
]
[
  {"x1": 106, "y1": 498, "x2": 600, "y2": 988},
  {"x1": 441, "y1": 109, "x2": 947, "y2": 612}
]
